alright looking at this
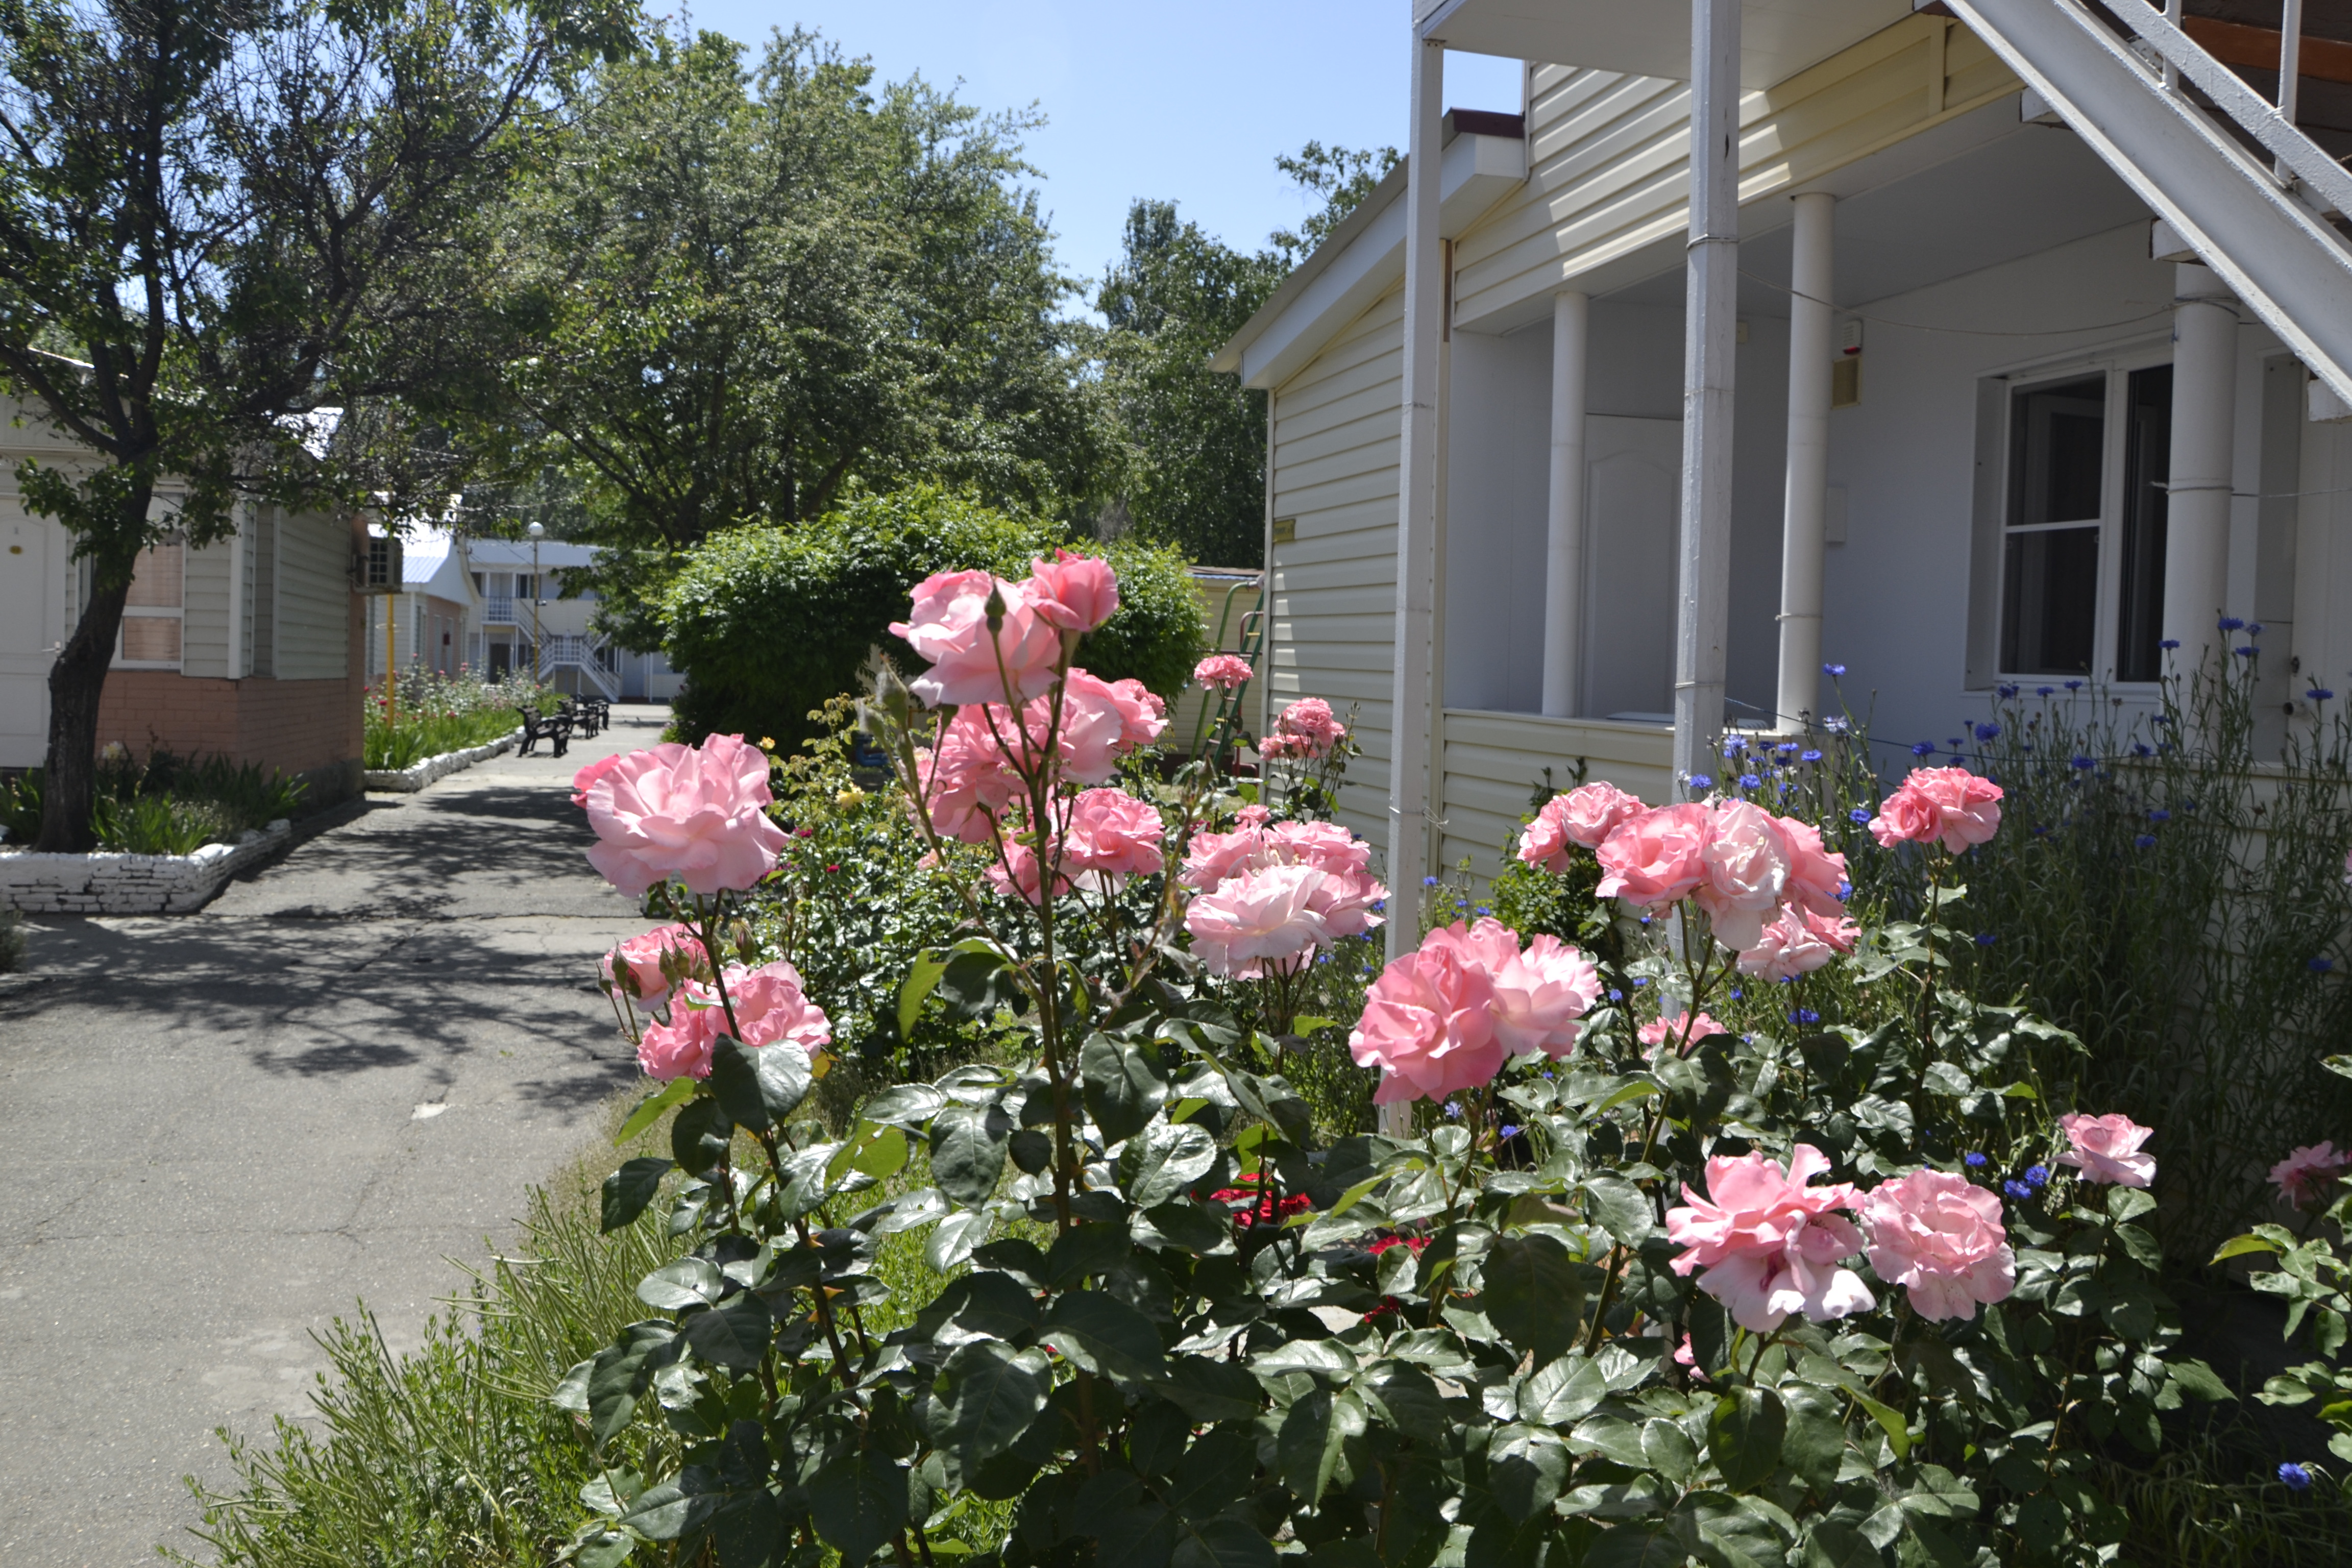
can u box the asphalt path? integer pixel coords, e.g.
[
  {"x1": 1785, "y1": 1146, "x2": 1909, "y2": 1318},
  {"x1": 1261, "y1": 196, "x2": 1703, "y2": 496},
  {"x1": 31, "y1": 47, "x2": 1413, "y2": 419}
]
[{"x1": 0, "y1": 706, "x2": 664, "y2": 1565}]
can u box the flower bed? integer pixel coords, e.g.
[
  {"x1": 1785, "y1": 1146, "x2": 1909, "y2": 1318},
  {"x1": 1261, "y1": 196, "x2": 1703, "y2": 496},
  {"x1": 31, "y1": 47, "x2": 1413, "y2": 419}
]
[
  {"x1": 0, "y1": 818, "x2": 292, "y2": 914},
  {"x1": 362, "y1": 728, "x2": 523, "y2": 793}
]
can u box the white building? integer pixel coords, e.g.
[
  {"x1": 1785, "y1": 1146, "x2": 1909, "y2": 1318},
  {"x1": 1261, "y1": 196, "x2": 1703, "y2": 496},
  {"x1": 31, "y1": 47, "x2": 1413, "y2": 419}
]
[
  {"x1": 1217, "y1": 1, "x2": 2352, "y2": 924},
  {"x1": 363, "y1": 523, "x2": 480, "y2": 681},
  {"x1": 462, "y1": 537, "x2": 682, "y2": 702}
]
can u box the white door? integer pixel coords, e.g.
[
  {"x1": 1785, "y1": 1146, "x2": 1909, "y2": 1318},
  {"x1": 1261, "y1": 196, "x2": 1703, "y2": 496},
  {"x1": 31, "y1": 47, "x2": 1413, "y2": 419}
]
[
  {"x1": 1581, "y1": 415, "x2": 1683, "y2": 721},
  {"x1": 0, "y1": 502, "x2": 61, "y2": 770}
]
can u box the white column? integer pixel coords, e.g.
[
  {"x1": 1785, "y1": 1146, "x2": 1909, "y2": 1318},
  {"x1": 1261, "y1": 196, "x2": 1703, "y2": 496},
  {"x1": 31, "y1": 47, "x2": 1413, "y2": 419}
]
[
  {"x1": 1541, "y1": 290, "x2": 1590, "y2": 718},
  {"x1": 1673, "y1": 0, "x2": 1741, "y2": 790},
  {"x1": 2161, "y1": 263, "x2": 2238, "y2": 671},
  {"x1": 1385, "y1": 34, "x2": 1443, "y2": 956},
  {"x1": 1775, "y1": 192, "x2": 1835, "y2": 729}
]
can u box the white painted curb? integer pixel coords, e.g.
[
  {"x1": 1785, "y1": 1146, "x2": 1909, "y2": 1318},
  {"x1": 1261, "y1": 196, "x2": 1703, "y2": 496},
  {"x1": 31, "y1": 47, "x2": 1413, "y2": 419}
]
[
  {"x1": 0, "y1": 818, "x2": 295, "y2": 915},
  {"x1": 363, "y1": 728, "x2": 524, "y2": 793}
]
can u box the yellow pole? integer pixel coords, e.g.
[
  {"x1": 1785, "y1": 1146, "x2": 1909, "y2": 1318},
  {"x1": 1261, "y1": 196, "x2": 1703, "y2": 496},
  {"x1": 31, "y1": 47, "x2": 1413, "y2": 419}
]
[{"x1": 385, "y1": 596, "x2": 397, "y2": 731}]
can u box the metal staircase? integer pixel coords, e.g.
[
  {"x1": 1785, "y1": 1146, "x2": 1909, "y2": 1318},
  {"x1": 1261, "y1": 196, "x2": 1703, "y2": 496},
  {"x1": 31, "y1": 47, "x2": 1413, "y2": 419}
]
[
  {"x1": 1938, "y1": 0, "x2": 2352, "y2": 405},
  {"x1": 538, "y1": 633, "x2": 621, "y2": 700}
]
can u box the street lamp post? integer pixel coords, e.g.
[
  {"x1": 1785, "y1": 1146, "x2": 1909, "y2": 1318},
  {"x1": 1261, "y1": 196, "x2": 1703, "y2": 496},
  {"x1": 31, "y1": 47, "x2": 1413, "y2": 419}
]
[{"x1": 527, "y1": 522, "x2": 544, "y2": 687}]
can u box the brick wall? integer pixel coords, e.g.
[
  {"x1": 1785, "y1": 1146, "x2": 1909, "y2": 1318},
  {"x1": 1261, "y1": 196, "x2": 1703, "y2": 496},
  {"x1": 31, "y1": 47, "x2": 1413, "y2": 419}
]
[{"x1": 98, "y1": 668, "x2": 361, "y2": 777}]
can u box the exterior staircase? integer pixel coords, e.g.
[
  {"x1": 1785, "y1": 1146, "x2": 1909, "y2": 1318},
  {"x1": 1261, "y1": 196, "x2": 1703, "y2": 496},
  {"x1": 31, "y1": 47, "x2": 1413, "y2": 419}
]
[
  {"x1": 539, "y1": 633, "x2": 621, "y2": 700},
  {"x1": 1934, "y1": 0, "x2": 2352, "y2": 405}
]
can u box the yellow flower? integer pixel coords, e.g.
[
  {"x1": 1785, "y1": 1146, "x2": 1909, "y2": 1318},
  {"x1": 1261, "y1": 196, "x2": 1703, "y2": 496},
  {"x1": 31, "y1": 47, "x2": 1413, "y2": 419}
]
[
  {"x1": 836, "y1": 787, "x2": 865, "y2": 807},
  {"x1": 758, "y1": 736, "x2": 775, "y2": 750}
]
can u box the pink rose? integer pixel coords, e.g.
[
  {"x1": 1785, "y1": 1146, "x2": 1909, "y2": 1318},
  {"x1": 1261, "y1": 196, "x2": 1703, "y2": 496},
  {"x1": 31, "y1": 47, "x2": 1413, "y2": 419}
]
[
  {"x1": 1350, "y1": 928, "x2": 1503, "y2": 1105},
  {"x1": 1194, "y1": 653, "x2": 1255, "y2": 691},
  {"x1": 1906, "y1": 767, "x2": 2004, "y2": 850},
  {"x1": 1056, "y1": 671, "x2": 1142, "y2": 783},
  {"x1": 1776, "y1": 816, "x2": 1850, "y2": 917},
  {"x1": 1638, "y1": 1011, "x2": 1729, "y2": 1056},
  {"x1": 1595, "y1": 802, "x2": 1708, "y2": 909},
  {"x1": 602, "y1": 922, "x2": 712, "y2": 1007},
  {"x1": 1736, "y1": 906, "x2": 1855, "y2": 983},
  {"x1": 1480, "y1": 928, "x2": 1602, "y2": 1057},
  {"x1": 1861, "y1": 1168, "x2": 2016, "y2": 1321},
  {"x1": 572, "y1": 752, "x2": 625, "y2": 808},
  {"x1": 2270, "y1": 1142, "x2": 2352, "y2": 1209},
  {"x1": 1025, "y1": 549, "x2": 1120, "y2": 633},
  {"x1": 1186, "y1": 863, "x2": 1333, "y2": 979},
  {"x1": 1304, "y1": 869, "x2": 1388, "y2": 943},
  {"x1": 1868, "y1": 782, "x2": 1943, "y2": 850},
  {"x1": 2055, "y1": 1112, "x2": 2157, "y2": 1187},
  {"x1": 1666, "y1": 1145, "x2": 1875, "y2": 1332},
  {"x1": 584, "y1": 734, "x2": 790, "y2": 897},
  {"x1": 1233, "y1": 803, "x2": 1271, "y2": 828},
  {"x1": 1063, "y1": 787, "x2": 1165, "y2": 887},
  {"x1": 911, "y1": 708, "x2": 1030, "y2": 844},
  {"x1": 1268, "y1": 819, "x2": 1371, "y2": 877},
  {"x1": 985, "y1": 838, "x2": 1067, "y2": 906},
  {"x1": 1105, "y1": 678, "x2": 1169, "y2": 748},
  {"x1": 1180, "y1": 825, "x2": 1268, "y2": 891},
  {"x1": 636, "y1": 960, "x2": 830, "y2": 1081},
  {"x1": 1522, "y1": 783, "x2": 1649, "y2": 874},
  {"x1": 1269, "y1": 697, "x2": 1346, "y2": 760},
  {"x1": 889, "y1": 569, "x2": 1064, "y2": 708},
  {"x1": 1695, "y1": 800, "x2": 1793, "y2": 951}
]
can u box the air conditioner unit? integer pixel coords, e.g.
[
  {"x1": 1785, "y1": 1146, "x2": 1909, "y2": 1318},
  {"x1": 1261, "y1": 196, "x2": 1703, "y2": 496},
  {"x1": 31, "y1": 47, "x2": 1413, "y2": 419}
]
[{"x1": 353, "y1": 531, "x2": 402, "y2": 594}]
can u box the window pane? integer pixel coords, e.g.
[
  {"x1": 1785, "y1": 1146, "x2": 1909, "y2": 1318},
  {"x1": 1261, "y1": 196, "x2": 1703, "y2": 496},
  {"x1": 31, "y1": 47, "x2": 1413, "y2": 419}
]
[
  {"x1": 2115, "y1": 363, "x2": 2172, "y2": 681},
  {"x1": 2001, "y1": 527, "x2": 2099, "y2": 675},
  {"x1": 2010, "y1": 375, "x2": 2106, "y2": 527},
  {"x1": 125, "y1": 542, "x2": 183, "y2": 608},
  {"x1": 121, "y1": 616, "x2": 182, "y2": 663}
]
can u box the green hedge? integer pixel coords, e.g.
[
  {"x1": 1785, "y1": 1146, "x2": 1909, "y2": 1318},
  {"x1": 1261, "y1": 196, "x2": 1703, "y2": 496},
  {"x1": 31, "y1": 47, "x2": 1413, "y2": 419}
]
[{"x1": 658, "y1": 487, "x2": 1206, "y2": 747}]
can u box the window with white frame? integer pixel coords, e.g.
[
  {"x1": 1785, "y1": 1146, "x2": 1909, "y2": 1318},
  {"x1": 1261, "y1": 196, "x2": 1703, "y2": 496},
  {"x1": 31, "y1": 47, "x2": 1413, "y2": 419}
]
[
  {"x1": 118, "y1": 537, "x2": 185, "y2": 668},
  {"x1": 1998, "y1": 355, "x2": 2173, "y2": 681}
]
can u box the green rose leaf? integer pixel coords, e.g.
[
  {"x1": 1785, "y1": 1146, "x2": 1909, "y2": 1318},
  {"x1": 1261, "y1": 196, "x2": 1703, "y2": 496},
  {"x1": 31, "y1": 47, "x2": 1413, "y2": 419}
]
[
  {"x1": 615, "y1": 1076, "x2": 695, "y2": 1144},
  {"x1": 1047, "y1": 1221, "x2": 1135, "y2": 1288},
  {"x1": 670, "y1": 1097, "x2": 731, "y2": 1177},
  {"x1": 1170, "y1": 1515, "x2": 1279, "y2": 1568},
  {"x1": 1361, "y1": 1358, "x2": 1451, "y2": 1444},
  {"x1": 1161, "y1": 1427, "x2": 1260, "y2": 1520},
  {"x1": 1277, "y1": 1386, "x2": 1365, "y2": 1504},
  {"x1": 681, "y1": 1294, "x2": 771, "y2": 1370},
  {"x1": 930, "y1": 1101, "x2": 1013, "y2": 1208},
  {"x1": 809, "y1": 1446, "x2": 910, "y2": 1566},
  {"x1": 1518, "y1": 1353, "x2": 1609, "y2": 1427},
  {"x1": 585, "y1": 1321, "x2": 679, "y2": 1447},
  {"x1": 1482, "y1": 1233, "x2": 1583, "y2": 1366},
  {"x1": 1799, "y1": 1520, "x2": 1883, "y2": 1568},
  {"x1": 941, "y1": 1340, "x2": 1054, "y2": 1470},
  {"x1": 1143, "y1": 1199, "x2": 1236, "y2": 1255},
  {"x1": 1083, "y1": 1033, "x2": 1169, "y2": 1145},
  {"x1": 707, "y1": 1037, "x2": 812, "y2": 1131},
  {"x1": 1488, "y1": 1424, "x2": 1570, "y2": 1521},
  {"x1": 602, "y1": 1157, "x2": 673, "y2": 1234},
  {"x1": 1779, "y1": 1382, "x2": 1848, "y2": 1493},
  {"x1": 636, "y1": 1257, "x2": 722, "y2": 1311},
  {"x1": 1707, "y1": 1385, "x2": 1787, "y2": 1493},
  {"x1": 1583, "y1": 1174, "x2": 1655, "y2": 1245},
  {"x1": 1164, "y1": 1354, "x2": 1264, "y2": 1423},
  {"x1": 1121, "y1": 1120, "x2": 1219, "y2": 1208},
  {"x1": 1043, "y1": 1289, "x2": 1168, "y2": 1386},
  {"x1": 1580, "y1": 1527, "x2": 1684, "y2": 1568},
  {"x1": 1641, "y1": 1417, "x2": 1698, "y2": 1486}
]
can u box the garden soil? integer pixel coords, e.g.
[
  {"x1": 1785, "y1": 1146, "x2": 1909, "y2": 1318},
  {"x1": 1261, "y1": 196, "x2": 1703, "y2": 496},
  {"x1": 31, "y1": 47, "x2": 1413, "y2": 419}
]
[{"x1": 0, "y1": 708, "x2": 665, "y2": 1566}]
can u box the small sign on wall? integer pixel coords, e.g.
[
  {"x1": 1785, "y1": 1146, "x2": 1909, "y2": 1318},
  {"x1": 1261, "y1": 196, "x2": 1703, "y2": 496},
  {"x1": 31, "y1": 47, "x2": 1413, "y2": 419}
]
[{"x1": 1270, "y1": 517, "x2": 1297, "y2": 546}]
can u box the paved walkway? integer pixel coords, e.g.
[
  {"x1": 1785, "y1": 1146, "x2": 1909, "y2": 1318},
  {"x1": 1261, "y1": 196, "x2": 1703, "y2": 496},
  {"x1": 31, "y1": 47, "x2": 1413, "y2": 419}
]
[{"x1": 0, "y1": 708, "x2": 667, "y2": 1566}]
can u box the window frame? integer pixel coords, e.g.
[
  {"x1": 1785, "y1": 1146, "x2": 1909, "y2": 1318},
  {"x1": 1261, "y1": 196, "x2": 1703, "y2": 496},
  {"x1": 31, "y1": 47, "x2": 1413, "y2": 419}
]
[
  {"x1": 117, "y1": 534, "x2": 187, "y2": 670},
  {"x1": 1992, "y1": 340, "x2": 2174, "y2": 686}
]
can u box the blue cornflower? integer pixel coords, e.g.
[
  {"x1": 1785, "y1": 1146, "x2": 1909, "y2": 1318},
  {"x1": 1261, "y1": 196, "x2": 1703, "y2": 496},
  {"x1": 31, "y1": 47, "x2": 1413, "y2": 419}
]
[
  {"x1": 2071, "y1": 754, "x2": 2097, "y2": 770},
  {"x1": 1838, "y1": 880, "x2": 1853, "y2": 899},
  {"x1": 1824, "y1": 717, "x2": 1851, "y2": 733},
  {"x1": 2152, "y1": 714, "x2": 2174, "y2": 725},
  {"x1": 2148, "y1": 808, "x2": 2171, "y2": 822},
  {"x1": 1423, "y1": 875, "x2": 1440, "y2": 887},
  {"x1": 1443, "y1": 1101, "x2": 1462, "y2": 1119},
  {"x1": 2280, "y1": 1463, "x2": 2313, "y2": 1492},
  {"x1": 1788, "y1": 1007, "x2": 1821, "y2": 1025},
  {"x1": 1475, "y1": 905, "x2": 1491, "y2": 916},
  {"x1": 1965, "y1": 1152, "x2": 1989, "y2": 1168},
  {"x1": 1824, "y1": 663, "x2": 1847, "y2": 676},
  {"x1": 1632, "y1": 976, "x2": 1650, "y2": 988},
  {"x1": 1777, "y1": 741, "x2": 1800, "y2": 755},
  {"x1": 2037, "y1": 685, "x2": 2056, "y2": 697},
  {"x1": 2313, "y1": 958, "x2": 2336, "y2": 974},
  {"x1": 1998, "y1": 683, "x2": 2020, "y2": 699},
  {"x1": 1850, "y1": 807, "x2": 1871, "y2": 824},
  {"x1": 1802, "y1": 749, "x2": 1823, "y2": 763},
  {"x1": 2219, "y1": 616, "x2": 2245, "y2": 631},
  {"x1": 1975, "y1": 933, "x2": 1996, "y2": 946},
  {"x1": 2250, "y1": 623, "x2": 2265, "y2": 636},
  {"x1": 1729, "y1": 988, "x2": 1744, "y2": 1000},
  {"x1": 1499, "y1": 1124, "x2": 1522, "y2": 1139},
  {"x1": 1317, "y1": 953, "x2": 1332, "y2": 965},
  {"x1": 2024, "y1": 1165, "x2": 2049, "y2": 1189},
  {"x1": 2160, "y1": 638, "x2": 2181, "y2": 650},
  {"x1": 1739, "y1": 773, "x2": 1761, "y2": 790},
  {"x1": 1723, "y1": 736, "x2": 1748, "y2": 756},
  {"x1": 1607, "y1": 988, "x2": 1624, "y2": 1002},
  {"x1": 2133, "y1": 743, "x2": 2152, "y2": 758},
  {"x1": 2004, "y1": 1180, "x2": 2032, "y2": 1199},
  {"x1": 2032, "y1": 825, "x2": 2051, "y2": 837},
  {"x1": 1948, "y1": 738, "x2": 1965, "y2": 750},
  {"x1": 2066, "y1": 679, "x2": 2085, "y2": 691},
  {"x1": 1976, "y1": 723, "x2": 2000, "y2": 742},
  {"x1": 2310, "y1": 689, "x2": 2336, "y2": 702},
  {"x1": 1912, "y1": 742, "x2": 1934, "y2": 757},
  {"x1": 2236, "y1": 645, "x2": 2259, "y2": 658},
  {"x1": 1689, "y1": 773, "x2": 1714, "y2": 790},
  {"x1": 2136, "y1": 834, "x2": 2158, "y2": 849}
]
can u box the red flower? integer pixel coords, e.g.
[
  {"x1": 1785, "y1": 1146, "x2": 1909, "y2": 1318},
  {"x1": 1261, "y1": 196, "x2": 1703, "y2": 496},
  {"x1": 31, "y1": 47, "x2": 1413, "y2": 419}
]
[{"x1": 1366, "y1": 1234, "x2": 1431, "y2": 1255}]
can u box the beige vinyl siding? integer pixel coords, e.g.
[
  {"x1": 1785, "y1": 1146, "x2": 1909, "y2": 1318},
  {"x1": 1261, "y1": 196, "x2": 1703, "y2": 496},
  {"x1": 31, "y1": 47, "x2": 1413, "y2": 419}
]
[
  {"x1": 1267, "y1": 282, "x2": 1405, "y2": 856},
  {"x1": 274, "y1": 510, "x2": 349, "y2": 679},
  {"x1": 1439, "y1": 713, "x2": 1676, "y2": 883},
  {"x1": 181, "y1": 532, "x2": 232, "y2": 678},
  {"x1": 252, "y1": 506, "x2": 278, "y2": 677},
  {"x1": 1451, "y1": 16, "x2": 2021, "y2": 327}
]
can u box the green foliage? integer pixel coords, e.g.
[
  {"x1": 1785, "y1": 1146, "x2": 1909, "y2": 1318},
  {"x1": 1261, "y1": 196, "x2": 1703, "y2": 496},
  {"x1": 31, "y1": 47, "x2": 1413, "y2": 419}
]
[
  {"x1": 658, "y1": 487, "x2": 1203, "y2": 746},
  {"x1": 0, "y1": 905, "x2": 22, "y2": 972},
  {"x1": 365, "y1": 669, "x2": 554, "y2": 769},
  {"x1": 1269, "y1": 142, "x2": 1400, "y2": 265},
  {"x1": 89, "y1": 793, "x2": 232, "y2": 855},
  {"x1": 456, "y1": 28, "x2": 1095, "y2": 642},
  {"x1": 4, "y1": 743, "x2": 309, "y2": 852}
]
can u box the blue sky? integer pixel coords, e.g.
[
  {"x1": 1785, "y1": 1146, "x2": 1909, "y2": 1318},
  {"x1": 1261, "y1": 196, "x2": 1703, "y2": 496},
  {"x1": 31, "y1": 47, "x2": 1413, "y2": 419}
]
[{"x1": 668, "y1": 2, "x2": 1524, "y2": 296}]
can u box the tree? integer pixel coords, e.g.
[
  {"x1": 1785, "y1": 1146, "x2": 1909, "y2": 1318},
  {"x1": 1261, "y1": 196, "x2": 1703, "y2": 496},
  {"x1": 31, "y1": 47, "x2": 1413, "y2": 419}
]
[
  {"x1": 1269, "y1": 140, "x2": 1398, "y2": 265},
  {"x1": 1086, "y1": 200, "x2": 1281, "y2": 567},
  {"x1": 0, "y1": 0, "x2": 632, "y2": 850},
  {"x1": 453, "y1": 29, "x2": 1096, "y2": 643}
]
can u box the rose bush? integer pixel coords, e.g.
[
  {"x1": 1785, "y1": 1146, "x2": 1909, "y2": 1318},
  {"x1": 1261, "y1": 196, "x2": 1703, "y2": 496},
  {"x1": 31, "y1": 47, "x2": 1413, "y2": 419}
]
[{"x1": 555, "y1": 558, "x2": 2236, "y2": 1568}]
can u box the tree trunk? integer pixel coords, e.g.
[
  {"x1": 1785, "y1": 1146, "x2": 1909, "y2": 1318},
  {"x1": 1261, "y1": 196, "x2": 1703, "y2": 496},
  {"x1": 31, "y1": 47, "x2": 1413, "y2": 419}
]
[{"x1": 34, "y1": 533, "x2": 141, "y2": 853}]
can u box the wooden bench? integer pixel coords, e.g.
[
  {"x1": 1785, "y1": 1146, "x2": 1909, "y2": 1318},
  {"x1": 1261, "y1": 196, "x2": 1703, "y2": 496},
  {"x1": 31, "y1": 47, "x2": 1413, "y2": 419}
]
[
  {"x1": 575, "y1": 698, "x2": 610, "y2": 738},
  {"x1": 517, "y1": 705, "x2": 574, "y2": 757}
]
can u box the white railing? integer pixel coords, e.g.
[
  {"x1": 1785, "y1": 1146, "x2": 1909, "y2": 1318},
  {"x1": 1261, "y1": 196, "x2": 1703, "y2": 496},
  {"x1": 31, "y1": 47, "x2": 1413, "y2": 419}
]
[
  {"x1": 538, "y1": 633, "x2": 621, "y2": 700},
  {"x1": 484, "y1": 593, "x2": 518, "y2": 625}
]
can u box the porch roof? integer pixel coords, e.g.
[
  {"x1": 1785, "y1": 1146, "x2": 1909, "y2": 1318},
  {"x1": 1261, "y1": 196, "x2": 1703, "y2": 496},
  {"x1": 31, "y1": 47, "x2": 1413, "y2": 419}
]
[{"x1": 1415, "y1": 0, "x2": 1915, "y2": 87}]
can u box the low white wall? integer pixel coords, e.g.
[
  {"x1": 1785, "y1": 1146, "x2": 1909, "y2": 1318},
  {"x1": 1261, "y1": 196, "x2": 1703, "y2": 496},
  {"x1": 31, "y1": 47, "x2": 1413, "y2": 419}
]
[
  {"x1": 363, "y1": 728, "x2": 521, "y2": 793},
  {"x1": 0, "y1": 819, "x2": 293, "y2": 914}
]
